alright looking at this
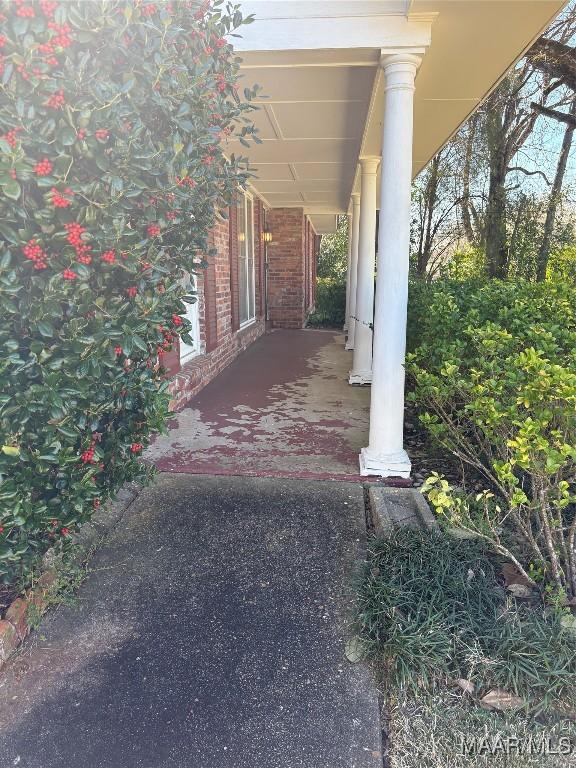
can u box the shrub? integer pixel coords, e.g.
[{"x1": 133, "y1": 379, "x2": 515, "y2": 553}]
[
  {"x1": 316, "y1": 215, "x2": 348, "y2": 279},
  {"x1": 0, "y1": 0, "x2": 258, "y2": 583},
  {"x1": 407, "y1": 279, "x2": 576, "y2": 598},
  {"x1": 307, "y1": 277, "x2": 346, "y2": 328},
  {"x1": 357, "y1": 528, "x2": 576, "y2": 709},
  {"x1": 547, "y1": 244, "x2": 576, "y2": 282}
]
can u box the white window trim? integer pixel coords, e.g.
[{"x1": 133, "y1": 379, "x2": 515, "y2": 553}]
[
  {"x1": 238, "y1": 190, "x2": 256, "y2": 327},
  {"x1": 179, "y1": 269, "x2": 202, "y2": 364}
]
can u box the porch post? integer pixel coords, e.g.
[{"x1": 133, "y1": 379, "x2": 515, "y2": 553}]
[
  {"x1": 349, "y1": 157, "x2": 379, "y2": 383},
  {"x1": 343, "y1": 214, "x2": 352, "y2": 332},
  {"x1": 345, "y1": 192, "x2": 361, "y2": 350},
  {"x1": 360, "y1": 53, "x2": 420, "y2": 478}
]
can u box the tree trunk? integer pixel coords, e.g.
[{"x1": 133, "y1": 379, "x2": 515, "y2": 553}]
[
  {"x1": 536, "y1": 97, "x2": 576, "y2": 281},
  {"x1": 484, "y1": 104, "x2": 509, "y2": 278},
  {"x1": 461, "y1": 116, "x2": 477, "y2": 244},
  {"x1": 417, "y1": 154, "x2": 441, "y2": 277}
]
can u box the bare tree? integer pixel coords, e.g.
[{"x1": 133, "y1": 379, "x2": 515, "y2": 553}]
[
  {"x1": 536, "y1": 97, "x2": 576, "y2": 280},
  {"x1": 481, "y1": 66, "x2": 556, "y2": 277},
  {"x1": 412, "y1": 146, "x2": 463, "y2": 279}
]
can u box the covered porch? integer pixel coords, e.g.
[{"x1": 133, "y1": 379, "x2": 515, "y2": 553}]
[
  {"x1": 149, "y1": 329, "x2": 372, "y2": 481},
  {"x1": 226, "y1": 0, "x2": 564, "y2": 478}
]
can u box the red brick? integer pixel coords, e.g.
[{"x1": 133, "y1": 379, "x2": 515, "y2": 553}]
[
  {"x1": 0, "y1": 620, "x2": 18, "y2": 662},
  {"x1": 6, "y1": 597, "x2": 29, "y2": 640}
]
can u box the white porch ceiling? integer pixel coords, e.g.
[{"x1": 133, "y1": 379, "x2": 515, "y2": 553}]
[{"x1": 229, "y1": 0, "x2": 566, "y2": 234}]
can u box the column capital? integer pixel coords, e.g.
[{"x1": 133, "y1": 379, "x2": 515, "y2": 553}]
[
  {"x1": 358, "y1": 156, "x2": 380, "y2": 175},
  {"x1": 379, "y1": 53, "x2": 421, "y2": 91}
]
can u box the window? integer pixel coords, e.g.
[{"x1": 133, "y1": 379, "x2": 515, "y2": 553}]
[
  {"x1": 179, "y1": 270, "x2": 201, "y2": 363},
  {"x1": 238, "y1": 192, "x2": 255, "y2": 325}
]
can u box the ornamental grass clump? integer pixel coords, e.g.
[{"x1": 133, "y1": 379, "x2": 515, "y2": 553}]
[
  {"x1": 407, "y1": 279, "x2": 576, "y2": 600},
  {"x1": 0, "y1": 0, "x2": 259, "y2": 583},
  {"x1": 358, "y1": 528, "x2": 576, "y2": 710}
]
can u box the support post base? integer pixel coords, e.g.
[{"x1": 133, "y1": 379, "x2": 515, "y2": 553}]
[
  {"x1": 344, "y1": 341, "x2": 354, "y2": 351},
  {"x1": 359, "y1": 447, "x2": 411, "y2": 478},
  {"x1": 348, "y1": 370, "x2": 372, "y2": 385},
  {"x1": 343, "y1": 323, "x2": 348, "y2": 332}
]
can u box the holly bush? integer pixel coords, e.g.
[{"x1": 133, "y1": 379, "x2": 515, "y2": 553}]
[
  {"x1": 0, "y1": 0, "x2": 259, "y2": 583},
  {"x1": 408, "y1": 279, "x2": 576, "y2": 600}
]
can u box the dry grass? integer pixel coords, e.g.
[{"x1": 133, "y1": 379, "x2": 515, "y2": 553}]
[{"x1": 384, "y1": 689, "x2": 576, "y2": 768}]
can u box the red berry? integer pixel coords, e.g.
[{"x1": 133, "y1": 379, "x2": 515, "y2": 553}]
[
  {"x1": 34, "y1": 158, "x2": 53, "y2": 176},
  {"x1": 63, "y1": 269, "x2": 78, "y2": 280},
  {"x1": 46, "y1": 89, "x2": 65, "y2": 109},
  {"x1": 50, "y1": 186, "x2": 73, "y2": 208},
  {"x1": 101, "y1": 250, "x2": 116, "y2": 264},
  {"x1": 147, "y1": 224, "x2": 161, "y2": 238}
]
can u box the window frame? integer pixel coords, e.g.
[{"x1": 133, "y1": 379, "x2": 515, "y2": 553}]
[
  {"x1": 238, "y1": 190, "x2": 256, "y2": 328},
  {"x1": 178, "y1": 269, "x2": 202, "y2": 364}
]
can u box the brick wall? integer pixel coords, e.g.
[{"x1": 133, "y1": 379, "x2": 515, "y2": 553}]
[
  {"x1": 267, "y1": 208, "x2": 318, "y2": 329},
  {"x1": 163, "y1": 198, "x2": 266, "y2": 412}
]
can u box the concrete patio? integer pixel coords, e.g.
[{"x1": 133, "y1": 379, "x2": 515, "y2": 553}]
[{"x1": 148, "y1": 329, "x2": 371, "y2": 481}]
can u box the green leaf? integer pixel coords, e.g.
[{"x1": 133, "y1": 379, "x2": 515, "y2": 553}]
[
  {"x1": 2, "y1": 180, "x2": 21, "y2": 201},
  {"x1": 37, "y1": 321, "x2": 54, "y2": 338},
  {"x1": 59, "y1": 126, "x2": 77, "y2": 146}
]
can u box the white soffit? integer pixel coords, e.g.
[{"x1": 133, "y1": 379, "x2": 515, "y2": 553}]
[{"x1": 229, "y1": 0, "x2": 566, "y2": 232}]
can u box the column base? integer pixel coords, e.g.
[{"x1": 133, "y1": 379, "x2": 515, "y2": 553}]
[
  {"x1": 348, "y1": 370, "x2": 372, "y2": 385},
  {"x1": 359, "y1": 447, "x2": 411, "y2": 478},
  {"x1": 345, "y1": 340, "x2": 354, "y2": 351},
  {"x1": 343, "y1": 323, "x2": 348, "y2": 332}
]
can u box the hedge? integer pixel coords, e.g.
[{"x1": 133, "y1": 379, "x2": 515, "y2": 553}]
[
  {"x1": 0, "y1": 0, "x2": 258, "y2": 583},
  {"x1": 407, "y1": 279, "x2": 576, "y2": 600}
]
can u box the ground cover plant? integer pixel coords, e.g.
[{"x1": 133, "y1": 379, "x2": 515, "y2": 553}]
[
  {"x1": 357, "y1": 527, "x2": 576, "y2": 711},
  {"x1": 407, "y1": 278, "x2": 576, "y2": 601},
  {"x1": 0, "y1": 0, "x2": 258, "y2": 586}
]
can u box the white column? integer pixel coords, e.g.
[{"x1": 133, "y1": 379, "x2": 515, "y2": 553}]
[
  {"x1": 345, "y1": 193, "x2": 360, "y2": 350},
  {"x1": 349, "y1": 158, "x2": 379, "y2": 383},
  {"x1": 360, "y1": 54, "x2": 420, "y2": 478},
  {"x1": 343, "y1": 214, "x2": 352, "y2": 332}
]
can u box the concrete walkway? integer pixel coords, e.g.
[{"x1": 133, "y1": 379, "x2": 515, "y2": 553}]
[
  {"x1": 0, "y1": 475, "x2": 382, "y2": 768},
  {"x1": 147, "y1": 330, "x2": 370, "y2": 481}
]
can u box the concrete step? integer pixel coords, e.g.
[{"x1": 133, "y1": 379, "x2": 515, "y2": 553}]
[{"x1": 367, "y1": 486, "x2": 438, "y2": 536}]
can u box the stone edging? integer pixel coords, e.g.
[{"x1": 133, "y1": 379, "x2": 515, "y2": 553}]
[
  {"x1": 0, "y1": 483, "x2": 141, "y2": 669},
  {"x1": 367, "y1": 486, "x2": 438, "y2": 536}
]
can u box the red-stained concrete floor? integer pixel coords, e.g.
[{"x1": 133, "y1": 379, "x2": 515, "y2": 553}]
[{"x1": 147, "y1": 329, "x2": 372, "y2": 481}]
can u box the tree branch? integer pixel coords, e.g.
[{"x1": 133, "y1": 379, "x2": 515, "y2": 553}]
[
  {"x1": 507, "y1": 165, "x2": 551, "y2": 185},
  {"x1": 531, "y1": 100, "x2": 576, "y2": 128},
  {"x1": 527, "y1": 37, "x2": 576, "y2": 92}
]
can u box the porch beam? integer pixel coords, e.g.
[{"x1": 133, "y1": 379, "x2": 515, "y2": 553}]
[
  {"x1": 360, "y1": 53, "x2": 420, "y2": 478},
  {"x1": 233, "y1": 6, "x2": 433, "y2": 53},
  {"x1": 348, "y1": 158, "x2": 379, "y2": 381}
]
